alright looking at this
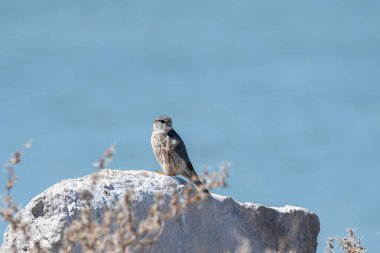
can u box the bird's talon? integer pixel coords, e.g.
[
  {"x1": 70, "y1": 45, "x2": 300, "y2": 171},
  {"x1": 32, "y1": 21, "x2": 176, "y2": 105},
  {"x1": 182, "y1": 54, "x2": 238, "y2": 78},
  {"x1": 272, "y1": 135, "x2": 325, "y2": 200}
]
[{"x1": 155, "y1": 170, "x2": 165, "y2": 174}]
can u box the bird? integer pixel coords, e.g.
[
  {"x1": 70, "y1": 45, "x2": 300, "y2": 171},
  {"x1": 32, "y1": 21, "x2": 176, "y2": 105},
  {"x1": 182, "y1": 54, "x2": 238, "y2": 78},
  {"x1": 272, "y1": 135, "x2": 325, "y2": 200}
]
[{"x1": 151, "y1": 116, "x2": 209, "y2": 194}]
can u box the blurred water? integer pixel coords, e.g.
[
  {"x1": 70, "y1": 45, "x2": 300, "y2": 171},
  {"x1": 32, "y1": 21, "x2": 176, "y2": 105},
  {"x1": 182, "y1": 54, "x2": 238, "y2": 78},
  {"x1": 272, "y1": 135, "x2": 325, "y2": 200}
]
[{"x1": 1, "y1": 1, "x2": 379, "y2": 251}]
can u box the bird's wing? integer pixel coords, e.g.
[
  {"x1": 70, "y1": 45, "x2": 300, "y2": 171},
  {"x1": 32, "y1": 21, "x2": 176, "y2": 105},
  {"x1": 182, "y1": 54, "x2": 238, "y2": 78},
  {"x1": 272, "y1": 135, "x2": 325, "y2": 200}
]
[
  {"x1": 167, "y1": 129, "x2": 192, "y2": 163},
  {"x1": 168, "y1": 129, "x2": 210, "y2": 195}
]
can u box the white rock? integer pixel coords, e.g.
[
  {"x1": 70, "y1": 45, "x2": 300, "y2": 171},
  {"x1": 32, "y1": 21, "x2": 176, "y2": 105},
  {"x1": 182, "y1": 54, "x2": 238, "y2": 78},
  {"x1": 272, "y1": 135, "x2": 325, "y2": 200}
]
[{"x1": 1, "y1": 169, "x2": 320, "y2": 253}]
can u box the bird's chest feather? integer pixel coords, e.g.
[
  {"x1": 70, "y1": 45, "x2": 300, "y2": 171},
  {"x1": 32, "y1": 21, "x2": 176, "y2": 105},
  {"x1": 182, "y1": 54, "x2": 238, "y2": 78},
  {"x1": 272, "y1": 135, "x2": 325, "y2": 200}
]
[
  {"x1": 151, "y1": 133, "x2": 183, "y2": 174},
  {"x1": 152, "y1": 134, "x2": 174, "y2": 153}
]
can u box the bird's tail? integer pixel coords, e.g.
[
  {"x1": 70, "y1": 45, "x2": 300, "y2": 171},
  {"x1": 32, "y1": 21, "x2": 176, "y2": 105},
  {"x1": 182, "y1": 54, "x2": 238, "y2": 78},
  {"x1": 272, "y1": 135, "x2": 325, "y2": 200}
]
[{"x1": 187, "y1": 162, "x2": 210, "y2": 196}]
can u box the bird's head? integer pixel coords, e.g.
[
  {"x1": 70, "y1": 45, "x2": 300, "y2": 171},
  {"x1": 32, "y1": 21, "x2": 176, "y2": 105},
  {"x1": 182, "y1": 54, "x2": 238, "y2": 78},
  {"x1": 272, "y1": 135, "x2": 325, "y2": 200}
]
[{"x1": 153, "y1": 116, "x2": 172, "y2": 133}]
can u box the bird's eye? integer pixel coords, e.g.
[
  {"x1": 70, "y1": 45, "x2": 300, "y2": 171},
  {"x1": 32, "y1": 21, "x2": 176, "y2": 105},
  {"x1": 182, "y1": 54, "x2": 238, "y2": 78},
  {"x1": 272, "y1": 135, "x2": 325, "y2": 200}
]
[{"x1": 160, "y1": 120, "x2": 165, "y2": 124}]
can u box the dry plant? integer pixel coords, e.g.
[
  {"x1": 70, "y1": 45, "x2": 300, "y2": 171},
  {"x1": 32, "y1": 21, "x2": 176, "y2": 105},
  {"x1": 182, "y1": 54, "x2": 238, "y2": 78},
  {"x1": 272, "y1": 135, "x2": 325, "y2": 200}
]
[
  {"x1": 92, "y1": 143, "x2": 116, "y2": 170},
  {"x1": 0, "y1": 143, "x2": 229, "y2": 252},
  {"x1": 0, "y1": 141, "x2": 42, "y2": 252},
  {"x1": 0, "y1": 141, "x2": 31, "y2": 228},
  {"x1": 325, "y1": 228, "x2": 366, "y2": 253}
]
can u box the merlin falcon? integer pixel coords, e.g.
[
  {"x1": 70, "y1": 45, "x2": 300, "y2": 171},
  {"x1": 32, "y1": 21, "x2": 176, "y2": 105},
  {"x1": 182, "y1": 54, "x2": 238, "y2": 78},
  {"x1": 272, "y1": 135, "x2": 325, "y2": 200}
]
[{"x1": 151, "y1": 116, "x2": 209, "y2": 194}]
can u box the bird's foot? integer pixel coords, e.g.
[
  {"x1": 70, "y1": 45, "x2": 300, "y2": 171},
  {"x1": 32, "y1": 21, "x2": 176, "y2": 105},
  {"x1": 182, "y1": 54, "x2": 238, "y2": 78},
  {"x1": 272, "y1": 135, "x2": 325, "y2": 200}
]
[{"x1": 155, "y1": 170, "x2": 177, "y2": 177}]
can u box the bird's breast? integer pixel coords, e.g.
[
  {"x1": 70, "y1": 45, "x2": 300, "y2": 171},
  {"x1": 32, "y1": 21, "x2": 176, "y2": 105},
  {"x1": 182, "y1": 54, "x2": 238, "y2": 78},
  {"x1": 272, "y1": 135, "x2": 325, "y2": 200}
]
[{"x1": 151, "y1": 132, "x2": 185, "y2": 175}]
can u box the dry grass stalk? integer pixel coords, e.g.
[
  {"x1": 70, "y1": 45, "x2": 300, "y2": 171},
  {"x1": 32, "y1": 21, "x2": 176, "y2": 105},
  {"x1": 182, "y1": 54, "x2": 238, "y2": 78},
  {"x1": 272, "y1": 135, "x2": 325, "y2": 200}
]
[
  {"x1": 0, "y1": 141, "x2": 34, "y2": 253},
  {"x1": 1, "y1": 141, "x2": 31, "y2": 227},
  {"x1": 325, "y1": 228, "x2": 366, "y2": 253},
  {"x1": 92, "y1": 143, "x2": 116, "y2": 170}
]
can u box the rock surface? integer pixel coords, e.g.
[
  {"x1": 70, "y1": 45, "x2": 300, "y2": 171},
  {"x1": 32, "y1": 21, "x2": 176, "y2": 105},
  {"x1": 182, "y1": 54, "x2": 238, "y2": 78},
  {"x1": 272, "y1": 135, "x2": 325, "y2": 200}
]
[{"x1": 1, "y1": 169, "x2": 320, "y2": 253}]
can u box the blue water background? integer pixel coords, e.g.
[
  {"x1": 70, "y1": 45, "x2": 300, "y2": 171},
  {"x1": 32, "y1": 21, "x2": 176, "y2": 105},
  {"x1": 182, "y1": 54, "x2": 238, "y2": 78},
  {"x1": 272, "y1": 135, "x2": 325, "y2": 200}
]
[{"x1": 1, "y1": 1, "x2": 379, "y2": 251}]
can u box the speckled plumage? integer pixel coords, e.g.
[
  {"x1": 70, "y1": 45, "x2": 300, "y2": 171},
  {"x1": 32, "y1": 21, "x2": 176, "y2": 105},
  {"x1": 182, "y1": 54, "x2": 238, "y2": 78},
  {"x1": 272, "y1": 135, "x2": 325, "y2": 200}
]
[{"x1": 151, "y1": 116, "x2": 209, "y2": 193}]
